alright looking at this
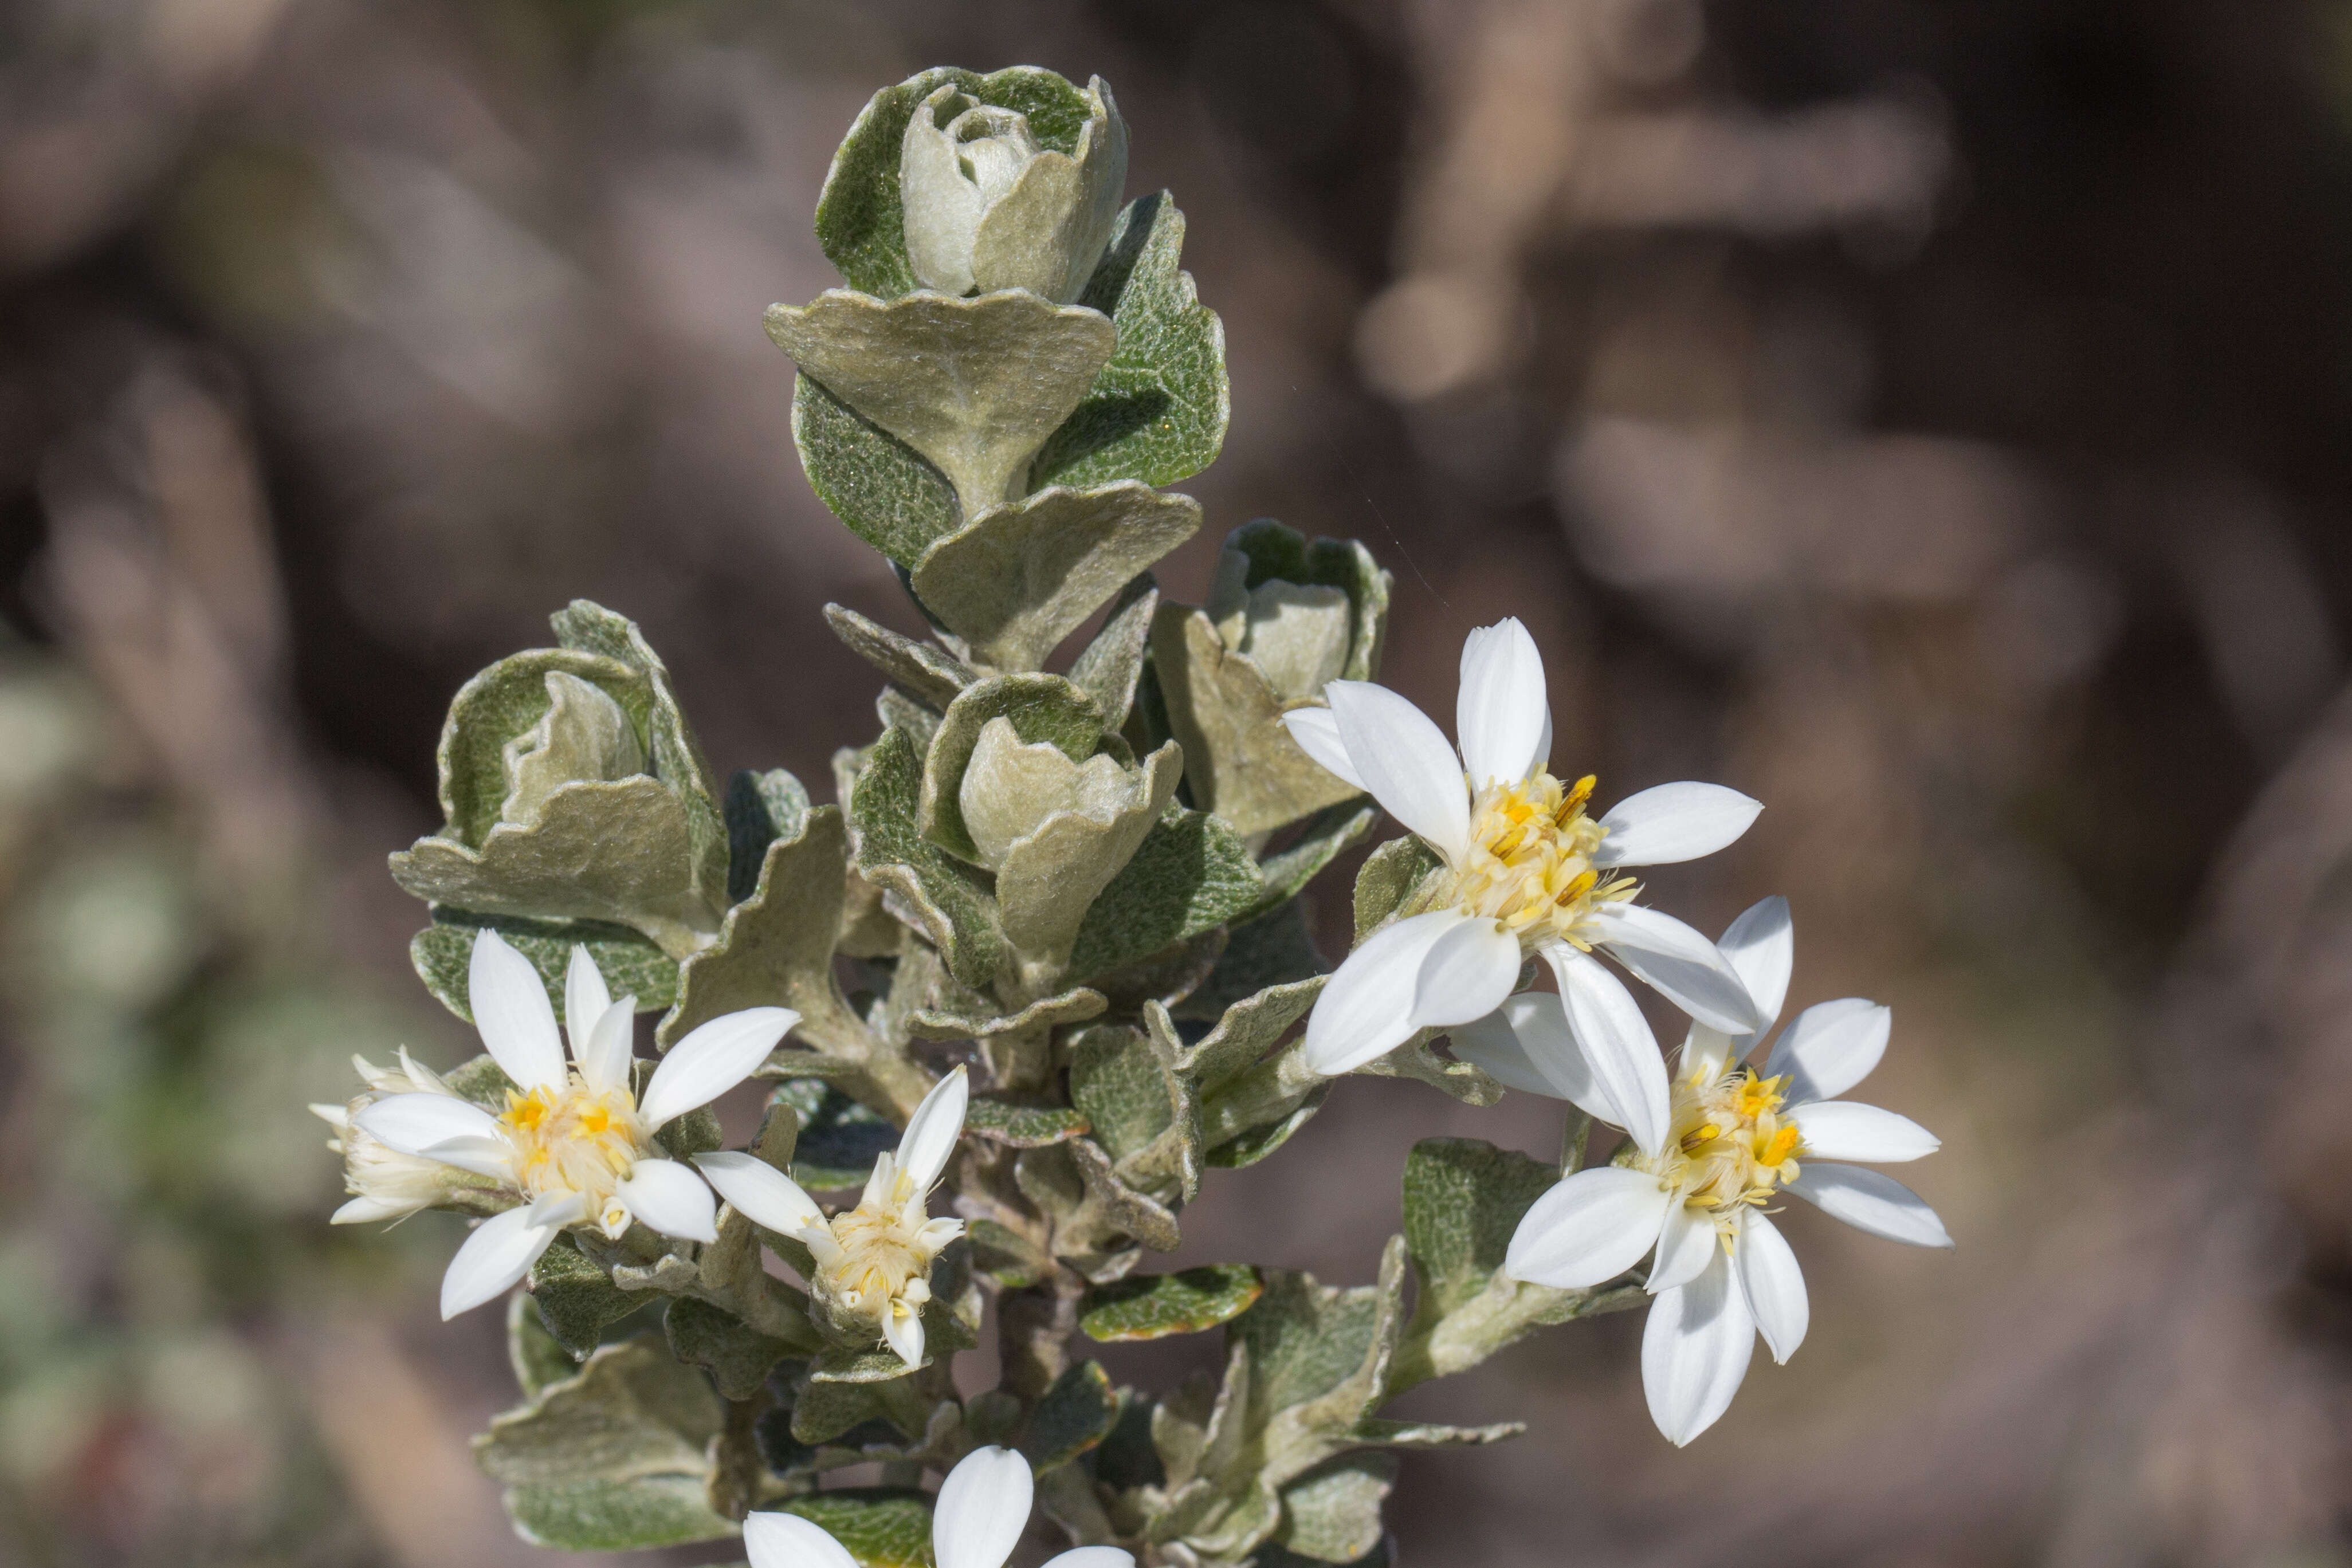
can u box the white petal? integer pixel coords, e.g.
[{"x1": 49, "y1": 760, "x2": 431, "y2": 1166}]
[
  {"x1": 1785, "y1": 1163, "x2": 1953, "y2": 1248},
  {"x1": 637, "y1": 1007, "x2": 797, "y2": 1129},
  {"x1": 1533, "y1": 705, "x2": 1552, "y2": 772},
  {"x1": 1680, "y1": 1024, "x2": 1738, "y2": 1083},
  {"x1": 897, "y1": 1065, "x2": 969, "y2": 1193},
  {"x1": 1544, "y1": 946, "x2": 1671, "y2": 1156},
  {"x1": 1324, "y1": 679, "x2": 1470, "y2": 863},
  {"x1": 1591, "y1": 904, "x2": 1763, "y2": 1035},
  {"x1": 416, "y1": 1134, "x2": 518, "y2": 1181},
  {"x1": 1450, "y1": 993, "x2": 1621, "y2": 1123},
  {"x1": 881, "y1": 1303, "x2": 926, "y2": 1369},
  {"x1": 1641, "y1": 1249, "x2": 1756, "y2": 1446},
  {"x1": 693, "y1": 1153, "x2": 827, "y2": 1235},
  {"x1": 1456, "y1": 618, "x2": 1550, "y2": 789},
  {"x1": 743, "y1": 1510, "x2": 860, "y2": 1568},
  {"x1": 1734, "y1": 1211, "x2": 1808, "y2": 1363},
  {"x1": 563, "y1": 944, "x2": 612, "y2": 1060},
  {"x1": 1790, "y1": 1101, "x2": 1939, "y2": 1163},
  {"x1": 933, "y1": 1445, "x2": 1034, "y2": 1568},
  {"x1": 1407, "y1": 917, "x2": 1520, "y2": 1028},
  {"x1": 1042, "y1": 1552, "x2": 1136, "y2": 1568},
  {"x1": 576, "y1": 997, "x2": 637, "y2": 1097},
  {"x1": 468, "y1": 929, "x2": 566, "y2": 1092},
  {"x1": 1503, "y1": 1166, "x2": 1673, "y2": 1290},
  {"x1": 1716, "y1": 895, "x2": 1793, "y2": 1035},
  {"x1": 1303, "y1": 910, "x2": 1468, "y2": 1075},
  {"x1": 332, "y1": 1195, "x2": 415, "y2": 1224},
  {"x1": 1764, "y1": 999, "x2": 1890, "y2": 1103},
  {"x1": 356, "y1": 1093, "x2": 505, "y2": 1158},
  {"x1": 1279, "y1": 706, "x2": 1367, "y2": 791},
  {"x1": 1593, "y1": 782, "x2": 1762, "y2": 867},
  {"x1": 439, "y1": 1205, "x2": 560, "y2": 1320},
  {"x1": 614, "y1": 1158, "x2": 718, "y2": 1243},
  {"x1": 1648, "y1": 1201, "x2": 1716, "y2": 1294}
]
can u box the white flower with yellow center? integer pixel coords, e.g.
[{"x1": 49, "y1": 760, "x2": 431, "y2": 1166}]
[
  {"x1": 696, "y1": 1067, "x2": 969, "y2": 1369},
  {"x1": 742, "y1": 1444, "x2": 1130, "y2": 1568},
  {"x1": 350, "y1": 929, "x2": 796, "y2": 1320},
  {"x1": 1494, "y1": 898, "x2": 1952, "y2": 1445},
  {"x1": 1282, "y1": 617, "x2": 1766, "y2": 1152},
  {"x1": 311, "y1": 1050, "x2": 471, "y2": 1224}
]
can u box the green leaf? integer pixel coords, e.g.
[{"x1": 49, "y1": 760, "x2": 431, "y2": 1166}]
[
  {"x1": 1246, "y1": 802, "x2": 1380, "y2": 923},
  {"x1": 814, "y1": 66, "x2": 1097, "y2": 299},
  {"x1": 1069, "y1": 1024, "x2": 1175, "y2": 1164},
  {"x1": 1387, "y1": 1137, "x2": 1642, "y2": 1389},
  {"x1": 392, "y1": 778, "x2": 723, "y2": 959},
  {"x1": 411, "y1": 907, "x2": 678, "y2": 1023},
  {"x1": 905, "y1": 985, "x2": 1108, "y2": 1043},
  {"x1": 776, "y1": 1079, "x2": 898, "y2": 1190},
  {"x1": 911, "y1": 484, "x2": 1201, "y2": 671},
  {"x1": 1082, "y1": 1266, "x2": 1265, "y2": 1342},
  {"x1": 1215, "y1": 519, "x2": 1391, "y2": 685},
  {"x1": 1149, "y1": 604, "x2": 1365, "y2": 839},
  {"x1": 1034, "y1": 193, "x2": 1229, "y2": 491},
  {"x1": 477, "y1": 1334, "x2": 729, "y2": 1546},
  {"x1": 1152, "y1": 974, "x2": 1326, "y2": 1098},
  {"x1": 790, "y1": 1376, "x2": 903, "y2": 1445},
  {"x1": 1205, "y1": 1084, "x2": 1328, "y2": 1169},
  {"x1": 823, "y1": 603, "x2": 975, "y2": 711},
  {"x1": 1352, "y1": 836, "x2": 1447, "y2": 944},
  {"x1": 658, "y1": 806, "x2": 864, "y2": 1058},
  {"x1": 551, "y1": 600, "x2": 732, "y2": 917},
  {"x1": 1068, "y1": 807, "x2": 1263, "y2": 983},
  {"x1": 724, "y1": 768, "x2": 810, "y2": 905},
  {"x1": 777, "y1": 1490, "x2": 936, "y2": 1568},
  {"x1": 509, "y1": 1292, "x2": 578, "y2": 1397},
  {"x1": 768, "y1": 290, "x2": 1115, "y2": 516},
  {"x1": 850, "y1": 728, "x2": 1008, "y2": 993},
  {"x1": 442, "y1": 1052, "x2": 519, "y2": 1109},
  {"x1": 1067, "y1": 575, "x2": 1159, "y2": 730},
  {"x1": 1274, "y1": 1452, "x2": 1397, "y2": 1564},
  {"x1": 1176, "y1": 902, "x2": 1327, "y2": 1024},
  {"x1": 433, "y1": 649, "x2": 652, "y2": 848},
  {"x1": 1232, "y1": 1240, "x2": 1408, "y2": 1473},
  {"x1": 529, "y1": 1234, "x2": 647, "y2": 1359},
  {"x1": 964, "y1": 1096, "x2": 1093, "y2": 1147},
  {"x1": 792, "y1": 371, "x2": 961, "y2": 566},
  {"x1": 1392, "y1": 1147, "x2": 1561, "y2": 1316},
  {"x1": 919, "y1": 675, "x2": 1106, "y2": 863},
  {"x1": 1023, "y1": 1359, "x2": 1118, "y2": 1470},
  {"x1": 505, "y1": 1476, "x2": 735, "y2": 1553},
  {"x1": 967, "y1": 1218, "x2": 1055, "y2": 1290},
  {"x1": 666, "y1": 1298, "x2": 795, "y2": 1402}
]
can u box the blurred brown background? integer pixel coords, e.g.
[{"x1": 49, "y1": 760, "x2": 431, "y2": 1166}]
[{"x1": 5, "y1": 0, "x2": 2351, "y2": 1563}]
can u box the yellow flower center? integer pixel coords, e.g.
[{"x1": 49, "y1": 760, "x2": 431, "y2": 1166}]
[
  {"x1": 499, "y1": 1075, "x2": 649, "y2": 1217},
  {"x1": 1628, "y1": 1060, "x2": 1805, "y2": 1241},
  {"x1": 1451, "y1": 771, "x2": 1639, "y2": 948},
  {"x1": 824, "y1": 1200, "x2": 935, "y2": 1319}
]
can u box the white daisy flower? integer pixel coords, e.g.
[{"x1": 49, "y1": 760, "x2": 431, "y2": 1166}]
[
  {"x1": 1496, "y1": 897, "x2": 1952, "y2": 1445},
  {"x1": 743, "y1": 1444, "x2": 1130, "y2": 1568},
  {"x1": 1281, "y1": 617, "x2": 1766, "y2": 1152},
  {"x1": 696, "y1": 1066, "x2": 969, "y2": 1370},
  {"x1": 312, "y1": 1049, "x2": 472, "y2": 1224},
  {"x1": 351, "y1": 929, "x2": 796, "y2": 1320}
]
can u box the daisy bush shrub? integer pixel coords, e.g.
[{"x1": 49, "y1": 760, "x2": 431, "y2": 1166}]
[{"x1": 320, "y1": 64, "x2": 1952, "y2": 1565}]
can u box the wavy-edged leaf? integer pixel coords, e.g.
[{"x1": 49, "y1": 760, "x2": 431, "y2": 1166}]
[
  {"x1": 912, "y1": 483, "x2": 1200, "y2": 671},
  {"x1": 1083, "y1": 1266, "x2": 1265, "y2": 1343},
  {"x1": 1034, "y1": 193, "x2": 1228, "y2": 491},
  {"x1": 792, "y1": 371, "x2": 961, "y2": 566},
  {"x1": 1023, "y1": 1358, "x2": 1118, "y2": 1470},
  {"x1": 412, "y1": 907, "x2": 677, "y2": 1023},
  {"x1": 849, "y1": 727, "x2": 1007, "y2": 993},
  {"x1": 1069, "y1": 807, "x2": 1263, "y2": 983}
]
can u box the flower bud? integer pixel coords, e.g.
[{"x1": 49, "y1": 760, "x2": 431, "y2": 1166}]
[
  {"x1": 957, "y1": 716, "x2": 1161, "y2": 871},
  {"x1": 900, "y1": 76, "x2": 1129, "y2": 302}
]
